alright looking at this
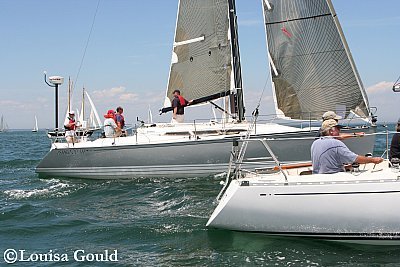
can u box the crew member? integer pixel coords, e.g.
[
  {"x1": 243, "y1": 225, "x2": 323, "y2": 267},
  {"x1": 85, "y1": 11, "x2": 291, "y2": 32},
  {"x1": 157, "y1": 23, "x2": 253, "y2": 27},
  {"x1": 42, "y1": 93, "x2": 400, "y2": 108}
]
[
  {"x1": 64, "y1": 111, "x2": 78, "y2": 143},
  {"x1": 103, "y1": 109, "x2": 121, "y2": 138},
  {"x1": 390, "y1": 118, "x2": 400, "y2": 161},
  {"x1": 317, "y1": 111, "x2": 364, "y2": 139},
  {"x1": 311, "y1": 119, "x2": 383, "y2": 174},
  {"x1": 171, "y1": 89, "x2": 192, "y2": 123},
  {"x1": 115, "y1": 106, "x2": 126, "y2": 136}
]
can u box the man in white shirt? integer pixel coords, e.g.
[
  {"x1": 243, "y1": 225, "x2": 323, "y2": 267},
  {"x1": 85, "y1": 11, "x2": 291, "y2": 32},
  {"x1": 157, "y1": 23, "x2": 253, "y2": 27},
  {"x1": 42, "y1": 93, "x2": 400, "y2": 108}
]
[{"x1": 103, "y1": 109, "x2": 121, "y2": 138}]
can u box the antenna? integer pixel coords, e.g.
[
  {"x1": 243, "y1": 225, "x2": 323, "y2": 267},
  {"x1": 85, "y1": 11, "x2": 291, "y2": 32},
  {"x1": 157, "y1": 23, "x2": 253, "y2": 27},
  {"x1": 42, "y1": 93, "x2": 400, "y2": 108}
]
[{"x1": 44, "y1": 71, "x2": 64, "y2": 130}]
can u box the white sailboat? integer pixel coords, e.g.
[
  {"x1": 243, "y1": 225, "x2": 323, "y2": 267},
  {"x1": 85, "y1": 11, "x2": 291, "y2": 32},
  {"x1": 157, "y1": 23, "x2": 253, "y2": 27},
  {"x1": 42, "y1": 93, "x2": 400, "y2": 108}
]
[
  {"x1": 32, "y1": 115, "x2": 38, "y2": 132},
  {"x1": 0, "y1": 115, "x2": 9, "y2": 133},
  {"x1": 207, "y1": 137, "x2": 400, "y2": 245},
  {"x1": 36, "y1": 0, "x2": 376, "y2": 179}
]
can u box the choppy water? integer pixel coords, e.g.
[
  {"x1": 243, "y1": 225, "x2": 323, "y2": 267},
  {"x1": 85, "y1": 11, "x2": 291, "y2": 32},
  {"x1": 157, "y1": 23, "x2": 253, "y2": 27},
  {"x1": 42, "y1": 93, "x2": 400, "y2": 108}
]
[{"x1": 1, "y1": 125, "x2": 400, "y2": 266}]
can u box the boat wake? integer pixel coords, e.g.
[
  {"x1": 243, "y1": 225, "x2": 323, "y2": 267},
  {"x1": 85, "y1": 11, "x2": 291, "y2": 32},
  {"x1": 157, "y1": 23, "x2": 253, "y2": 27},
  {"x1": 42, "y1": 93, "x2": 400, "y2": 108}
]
[{"x1": 4, "y1": 179, "x2": 75, "y2": 200}]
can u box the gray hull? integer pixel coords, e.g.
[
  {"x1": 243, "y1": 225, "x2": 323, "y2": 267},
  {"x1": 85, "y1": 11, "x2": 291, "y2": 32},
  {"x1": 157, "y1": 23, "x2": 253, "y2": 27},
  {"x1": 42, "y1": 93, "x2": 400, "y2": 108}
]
[{"x1": 36, "y1": 128, "x2": 376, "y2": 179}]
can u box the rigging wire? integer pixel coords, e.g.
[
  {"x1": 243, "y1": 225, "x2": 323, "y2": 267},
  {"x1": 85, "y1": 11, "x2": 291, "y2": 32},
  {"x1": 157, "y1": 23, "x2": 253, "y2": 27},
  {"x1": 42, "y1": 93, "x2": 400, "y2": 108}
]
[
  {"x1": 252, "y1": 64, "x2": 271, "y2": 117},
  {"x1": 394, "y1": 75, "x2": 400, "y2": 86},
  {"x1": 72, "y1": 0, "x2": 101, "y2": 94}
]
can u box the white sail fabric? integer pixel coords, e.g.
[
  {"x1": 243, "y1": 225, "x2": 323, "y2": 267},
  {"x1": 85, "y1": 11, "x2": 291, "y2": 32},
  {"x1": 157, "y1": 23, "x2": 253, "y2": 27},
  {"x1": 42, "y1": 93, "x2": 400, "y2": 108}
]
[
  {"x1": 0, "y1": 115, "x2": 8, "y2": 132},
  {"x1": 164, "y1": 0, "x2": 232, "y2": 107},
  {"x1": 262, "y1": 0, "x2": 370, "y2": 120},
  {"x1": 85, "y1": 91, "x2": 102, "y2": 127}
]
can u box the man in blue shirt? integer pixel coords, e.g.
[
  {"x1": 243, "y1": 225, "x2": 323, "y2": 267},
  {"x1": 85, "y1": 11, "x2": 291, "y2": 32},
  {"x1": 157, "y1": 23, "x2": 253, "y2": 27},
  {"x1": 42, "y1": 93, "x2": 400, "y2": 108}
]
[{"x1": 311, "y1": 119, "x2": 383, "y2": 174}]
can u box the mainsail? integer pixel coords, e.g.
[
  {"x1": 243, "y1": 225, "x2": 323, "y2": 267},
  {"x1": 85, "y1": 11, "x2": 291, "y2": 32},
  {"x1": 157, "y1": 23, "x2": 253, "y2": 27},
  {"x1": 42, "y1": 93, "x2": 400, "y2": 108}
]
[
  {"x1": 161, "y1": 0, "x2": 244, "y2": 120},
  {"x1": 0, "y1": 115, "x2": 8, "y2": 132},
  {"x1": 262, "y1": 0, "x2": 370, "y2": 120}
]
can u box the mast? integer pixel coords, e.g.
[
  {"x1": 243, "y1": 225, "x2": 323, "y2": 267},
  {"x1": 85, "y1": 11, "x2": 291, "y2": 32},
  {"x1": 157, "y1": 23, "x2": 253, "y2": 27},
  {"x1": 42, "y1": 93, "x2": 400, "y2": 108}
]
[
  {"x1": 68, "y1": 77, "x2": 72, "y2": 113},
  {"x1": 81, "y1": 86, "x2": 85, "y2": 125},
  {"x1": 228, "y1": 0, "x2": 245, "y2": 122}
]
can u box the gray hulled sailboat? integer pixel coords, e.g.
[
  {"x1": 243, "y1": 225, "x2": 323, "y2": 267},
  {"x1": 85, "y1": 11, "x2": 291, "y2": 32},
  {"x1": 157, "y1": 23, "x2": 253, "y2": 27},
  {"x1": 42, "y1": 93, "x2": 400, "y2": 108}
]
[{"x1": 36, "y1": 0, "x2": 376, "y2": 179}]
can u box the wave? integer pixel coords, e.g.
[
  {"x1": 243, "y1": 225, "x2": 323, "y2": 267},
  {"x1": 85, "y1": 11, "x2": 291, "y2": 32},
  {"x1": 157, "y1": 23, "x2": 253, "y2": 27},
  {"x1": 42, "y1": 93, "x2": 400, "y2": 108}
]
[
  {"x1": 0, "y1": 159, "x2": 39, "y2": 169},
  {"x1": 3, "y1": 179, "x2": 75, "y2": 200}
]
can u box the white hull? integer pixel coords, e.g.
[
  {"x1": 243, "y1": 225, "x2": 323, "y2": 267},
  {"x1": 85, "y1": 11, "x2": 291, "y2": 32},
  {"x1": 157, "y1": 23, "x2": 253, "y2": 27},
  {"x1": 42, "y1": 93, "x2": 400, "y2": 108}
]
[{"x1": 207, "y1": 161, "x2": 400, "y2": 244}]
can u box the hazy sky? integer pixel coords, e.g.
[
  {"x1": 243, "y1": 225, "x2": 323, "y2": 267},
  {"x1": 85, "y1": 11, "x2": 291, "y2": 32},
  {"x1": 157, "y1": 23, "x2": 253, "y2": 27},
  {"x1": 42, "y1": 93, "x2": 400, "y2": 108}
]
[{"x1": 0, "y1": 0, "x2": 399, "y2": 129}]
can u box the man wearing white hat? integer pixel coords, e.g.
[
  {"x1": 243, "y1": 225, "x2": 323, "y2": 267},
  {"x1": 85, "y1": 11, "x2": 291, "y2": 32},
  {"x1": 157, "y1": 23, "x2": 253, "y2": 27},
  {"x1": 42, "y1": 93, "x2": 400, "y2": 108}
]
[
  {"x1": 311, "y1": 119, "x2": 383, "y2": 174},
  {"x1": 322, "y1": 111, "x2": 342, "y2": 121},
  {"x1": 317, "y1": 111, "x2": 364, "y2": 139}
]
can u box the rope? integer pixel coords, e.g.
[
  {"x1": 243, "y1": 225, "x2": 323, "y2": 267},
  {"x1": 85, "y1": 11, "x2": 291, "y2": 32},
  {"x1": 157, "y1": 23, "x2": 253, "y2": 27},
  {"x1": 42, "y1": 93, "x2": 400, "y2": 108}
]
[{"x1": 72, "y1": 0, "x2": 101, "y2": 93}]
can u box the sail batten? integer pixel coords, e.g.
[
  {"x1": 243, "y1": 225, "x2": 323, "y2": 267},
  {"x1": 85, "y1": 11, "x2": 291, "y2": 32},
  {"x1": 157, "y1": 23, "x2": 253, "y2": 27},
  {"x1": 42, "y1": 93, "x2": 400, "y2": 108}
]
[{"x1": 263, "y1": 0, "x2": 370, "y2": 120}]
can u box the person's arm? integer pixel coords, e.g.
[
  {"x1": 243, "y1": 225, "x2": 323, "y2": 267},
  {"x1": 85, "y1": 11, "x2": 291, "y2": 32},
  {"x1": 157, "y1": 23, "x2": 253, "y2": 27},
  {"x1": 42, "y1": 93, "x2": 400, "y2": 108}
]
[
  {"x1": 337, "y1": 132, "x2": 365, "y2": 140},
  {"x1": 173, "y1": 107, "x2": 177, "y2": 119},
  {"x1": 111, "y1": 120, "x2": 121, "y2": 136},
  {"x1": 355, "y1": 155, "x2": 383, "y2": 164}
]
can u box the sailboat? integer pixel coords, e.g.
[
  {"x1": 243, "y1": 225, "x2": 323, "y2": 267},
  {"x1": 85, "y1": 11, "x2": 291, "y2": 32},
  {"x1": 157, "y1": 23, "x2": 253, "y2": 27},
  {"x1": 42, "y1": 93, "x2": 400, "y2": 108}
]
[
  {"x1": 32, "y1": 115, "x2": 38, "y2": 132},
  {"x1": 207, "y1": 136, "x2": 400, "y2": 245},
  {"x1": 0, "y1": 115, "x2": 8, "y2": 133},
  {"x1": 36, "y1": 0, "x2": 376, "y2": 179}
]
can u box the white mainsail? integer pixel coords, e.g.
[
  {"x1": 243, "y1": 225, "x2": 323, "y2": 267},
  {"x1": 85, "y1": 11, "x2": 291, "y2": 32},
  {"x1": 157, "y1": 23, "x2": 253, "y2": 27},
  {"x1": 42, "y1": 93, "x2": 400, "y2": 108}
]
[
  {"x1": 32, "y1": 115, "x2": 38, "y2": 132},
  {"x1": 262, "y1": 0, "x2": 370, "y2": 120},
  {"x1": 0, "y1": 115, "x2": 8, "y2": 132}
]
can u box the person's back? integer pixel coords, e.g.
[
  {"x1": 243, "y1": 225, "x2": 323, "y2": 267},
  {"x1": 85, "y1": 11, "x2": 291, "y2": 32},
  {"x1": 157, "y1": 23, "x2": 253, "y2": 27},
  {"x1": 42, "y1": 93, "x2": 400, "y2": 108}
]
[
  {"x1": 104, "y1": 117, "x2": 117, "y2": 137},
  {"x1": 311, "y1": 119, "x2": 382, "y2": 174},
  {"x1": 390, "y1": 119, "x2": 400, "y2": 161},
  {"x1": 311, "y1": 137, "x2": 357, "y2": 174},
  {"x1": 103, "y1": 109, "x2": 120, "y2": 138}
]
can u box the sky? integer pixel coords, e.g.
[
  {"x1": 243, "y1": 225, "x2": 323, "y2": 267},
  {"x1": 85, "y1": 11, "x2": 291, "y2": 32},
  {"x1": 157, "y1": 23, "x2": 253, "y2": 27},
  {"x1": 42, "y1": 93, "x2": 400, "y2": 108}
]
[{"x1": 0, "y1": 0, "x2": 399, "y2": 129}]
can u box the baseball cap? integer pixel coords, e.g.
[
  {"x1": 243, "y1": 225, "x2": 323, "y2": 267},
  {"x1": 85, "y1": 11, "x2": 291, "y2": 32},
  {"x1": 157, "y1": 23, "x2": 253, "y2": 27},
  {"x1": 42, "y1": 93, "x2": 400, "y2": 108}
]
[
  {"x1": 322, "y1": 111, "x2": 342, "y2": 121},
  {"x1": 321, "y1": 119, "x2": 343, "y2": 131}
]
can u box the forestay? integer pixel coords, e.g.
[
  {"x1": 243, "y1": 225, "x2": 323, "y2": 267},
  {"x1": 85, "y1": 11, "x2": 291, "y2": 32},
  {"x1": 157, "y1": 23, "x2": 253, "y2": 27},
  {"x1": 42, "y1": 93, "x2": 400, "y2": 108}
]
[{"x1": 262, "y1": 0, "x2": 370, "y2": 120}]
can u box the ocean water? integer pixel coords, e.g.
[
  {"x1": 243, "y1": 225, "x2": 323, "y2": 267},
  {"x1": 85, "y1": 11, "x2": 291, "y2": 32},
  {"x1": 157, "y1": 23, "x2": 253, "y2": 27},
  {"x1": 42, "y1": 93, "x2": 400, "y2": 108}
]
[{"x1": 1, "y1": 125, "x2": 400, "y2": 266}]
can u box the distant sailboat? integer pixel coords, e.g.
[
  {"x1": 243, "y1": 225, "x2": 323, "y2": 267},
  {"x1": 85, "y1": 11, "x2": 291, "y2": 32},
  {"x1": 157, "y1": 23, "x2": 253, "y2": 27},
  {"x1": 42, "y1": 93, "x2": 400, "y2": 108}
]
[
  {"x1": 32, "y1": 115, "x2": 38, "y2": 132},
  {"x1": 0, "y1": 115, "x2": 8, "y2": 132}
]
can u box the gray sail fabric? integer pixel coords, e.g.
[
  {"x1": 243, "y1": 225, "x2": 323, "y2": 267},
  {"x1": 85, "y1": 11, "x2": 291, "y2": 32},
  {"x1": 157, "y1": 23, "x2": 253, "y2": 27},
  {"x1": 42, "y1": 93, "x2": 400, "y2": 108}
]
[
  {"x1": 263, "y1": 0, "x2": 370, "y2": 120},
  {"x1": 164, "y1": 0, "x2": 232, "y2": 107}
]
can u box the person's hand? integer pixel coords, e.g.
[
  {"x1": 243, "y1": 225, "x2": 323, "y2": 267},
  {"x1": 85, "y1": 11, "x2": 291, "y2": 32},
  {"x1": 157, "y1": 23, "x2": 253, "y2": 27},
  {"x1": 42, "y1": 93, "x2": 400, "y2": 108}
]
[
  {"x1": 355, "y1": 132, "x2": 365, "y2": 137},
  {"x1": 372, "y1": 157, "x2": 384, "y2": 164}
]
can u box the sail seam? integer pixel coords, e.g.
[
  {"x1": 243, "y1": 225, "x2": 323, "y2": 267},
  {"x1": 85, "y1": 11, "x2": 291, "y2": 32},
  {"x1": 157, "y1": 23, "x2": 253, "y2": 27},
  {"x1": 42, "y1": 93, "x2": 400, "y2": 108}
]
[
  {"x1": 265, "y1": 13, "x2": 331, "y2": 25},
  {"x1": 275, "y1": 49, "x2": 345, "y2": 60}
]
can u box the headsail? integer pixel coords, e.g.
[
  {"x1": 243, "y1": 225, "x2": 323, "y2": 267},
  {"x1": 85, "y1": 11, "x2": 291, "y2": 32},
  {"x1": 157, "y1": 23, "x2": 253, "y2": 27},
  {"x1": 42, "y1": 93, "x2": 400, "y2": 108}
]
[
  {"x1": 162, "y1": 0, "x2": 245, "y2": 120},
  {"x1": 262, "y1": 0, "x2": 370, "y2": 120}
]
